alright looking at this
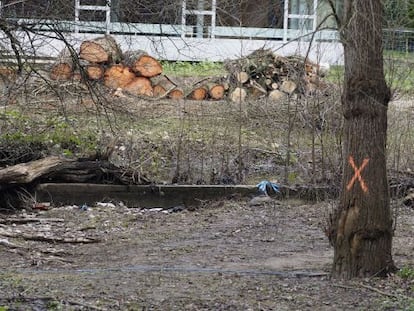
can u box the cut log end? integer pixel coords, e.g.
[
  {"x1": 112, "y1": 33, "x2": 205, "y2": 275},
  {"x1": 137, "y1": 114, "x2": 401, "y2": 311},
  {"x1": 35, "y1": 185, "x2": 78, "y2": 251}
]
[
  {"x1": 235, "y1": 71, "x2": 249, "y2": 84},
  {"x1": 209, "y1": 84, "x2": 225, "y2": 100},
  {"x1": 104, "y1": 64, "x2": 136, "y2": 90},
  {"x1": 187, "y1": 86, "x2": 208, "y2": 100},
  {"x1": 50, "y1": 64, "x2": 73, "y2": 81},
  {"x1": 280, "y1": 80, "x2": 297, "y2": 95},
  {"x1": 134, "y1": 55, "x2": 163, "y2": 78},
  {"x1": 85, "y1": 64, "x2": 104, "y2": 80},
  {"x1": 124, "y1": 77, "x2": 153, "y2": 97},
  {"x1": 124, "y1": 51, "x2": 163, "y2": 78},
  {"x1": 268, "y1": 89, "x2": 286, "y2": 102},
  {"x1": 168, "y1": 88, "x2": 184, "y2": 100},
  {"x1": 80, "y1": 41, "x2": 109, "y2": 63},
  {"x1": 230, "y1": 87, "x2": 247, "y2": 103},
  {"x1": 153, "y1": 84, "x2": 167, "y2": 97},
  {"x1": 79, "y1": 35, "x2": 122, "y2": 64}
]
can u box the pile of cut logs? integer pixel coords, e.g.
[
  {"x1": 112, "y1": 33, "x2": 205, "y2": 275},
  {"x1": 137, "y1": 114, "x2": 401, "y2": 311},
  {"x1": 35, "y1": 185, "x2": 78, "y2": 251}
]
[
  {"x1": 50, "y1": 36, "x2": 329, "y2": 102},
  {"x1": 225, "y1": 48, "x2": 329, "y2": 102},
  {"x1": 50, "y1": 35, "x2": 226, "y2": 100}
]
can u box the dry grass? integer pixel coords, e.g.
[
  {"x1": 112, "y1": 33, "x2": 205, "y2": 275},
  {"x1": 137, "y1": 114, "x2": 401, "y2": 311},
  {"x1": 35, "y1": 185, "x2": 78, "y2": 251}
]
[{"x1": 0, "y1": 70, "x2": 412, "y2": 190}]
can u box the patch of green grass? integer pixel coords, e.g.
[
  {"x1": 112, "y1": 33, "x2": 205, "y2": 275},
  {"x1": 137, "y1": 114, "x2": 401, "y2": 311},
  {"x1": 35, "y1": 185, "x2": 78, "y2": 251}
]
[
  {"x1": 326, "y1": 61, "x2": 414, "y2": 94},
  {"x1": 0, "y1": 109, "x2": 98, "y2": 156},
  {"x1": 325, "y1": 65, "x2": 343, "y2": 84},
  {"x1": 397, "y1": 266, "x2": 414, "y2": 279},
  {"x1": 161, "y1": 61, "x2": 225, "y2": 77},
  {"x1": 384, "y1": 49, "x2": 414, "y2": 61},
  {"x1": 46, "y1": 300, "x2": 63, "y2": 311}
]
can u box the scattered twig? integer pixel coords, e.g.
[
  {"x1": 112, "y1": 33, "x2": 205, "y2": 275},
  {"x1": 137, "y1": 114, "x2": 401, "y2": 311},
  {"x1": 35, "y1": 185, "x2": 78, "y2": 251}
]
[
  {"x1": 357, "y1": 282, "x2": 411, "y2": 300},
  {"x1": 162, "y1": 74, "x2": 178, "y2": 87},
  {"x1": 0, "y1": 217, "x2": 64, "y2": 225},
  {"x1": 0, "y1": 229, "x2": 100, "y2": 244},
  {"x1": 0, "y1": 238, "x2": 26, "y2": 249},
  {"x1": 249, "y1": 80, "x2": 268, "y2": 94}
]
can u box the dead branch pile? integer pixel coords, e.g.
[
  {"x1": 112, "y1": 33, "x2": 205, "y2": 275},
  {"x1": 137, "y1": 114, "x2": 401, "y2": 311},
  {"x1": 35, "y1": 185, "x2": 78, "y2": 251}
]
[
  {"x1": 50, "y1": 35, "x2": 226, "y2": 101},
  {"x1": 224, "y1": 48, "x2": 330, "y2": 102}
]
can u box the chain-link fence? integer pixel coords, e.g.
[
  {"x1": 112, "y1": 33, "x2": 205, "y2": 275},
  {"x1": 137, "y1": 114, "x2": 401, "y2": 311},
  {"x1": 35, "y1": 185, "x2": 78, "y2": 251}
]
[{"x1": 384, "y1": 28, "x2": 414, "y2": 53}]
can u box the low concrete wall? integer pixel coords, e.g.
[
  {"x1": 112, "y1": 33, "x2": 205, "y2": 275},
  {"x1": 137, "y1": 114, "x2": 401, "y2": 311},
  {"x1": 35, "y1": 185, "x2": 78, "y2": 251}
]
[
  {"x1": 35, "y1": 183, "x2": 336, "y2": 208},
  {"x1": 35, "y1": 183, "x2": 258, "y2": 208}
]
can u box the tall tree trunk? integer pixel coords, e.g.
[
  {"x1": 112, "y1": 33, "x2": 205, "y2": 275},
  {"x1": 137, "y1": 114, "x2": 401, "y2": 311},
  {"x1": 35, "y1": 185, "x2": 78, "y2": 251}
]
[{"x1": 329, "y1": 0, "x2": 396, "y2": 278}]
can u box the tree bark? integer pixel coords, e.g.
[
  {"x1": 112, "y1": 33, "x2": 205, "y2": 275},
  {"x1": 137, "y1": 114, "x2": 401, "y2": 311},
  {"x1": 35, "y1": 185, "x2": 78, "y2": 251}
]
[
  {"x1": 0, "y1": 156, "x2": 67, "y2": 184},
  {"x1": 329, "y1": 0, "x2": 396, "y2": 279}
]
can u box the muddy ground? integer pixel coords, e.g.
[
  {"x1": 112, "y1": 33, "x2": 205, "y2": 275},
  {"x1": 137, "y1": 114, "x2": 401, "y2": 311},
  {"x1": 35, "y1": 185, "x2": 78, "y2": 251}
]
[{"x1": 0, "y1": 197, "x2": 412, "y2": 310}]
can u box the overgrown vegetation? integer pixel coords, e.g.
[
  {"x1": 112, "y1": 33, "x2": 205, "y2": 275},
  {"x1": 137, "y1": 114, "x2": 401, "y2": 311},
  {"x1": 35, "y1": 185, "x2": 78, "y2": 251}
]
[{"x1": 0, "y1": 59, "x2": 412, "y2": 190}]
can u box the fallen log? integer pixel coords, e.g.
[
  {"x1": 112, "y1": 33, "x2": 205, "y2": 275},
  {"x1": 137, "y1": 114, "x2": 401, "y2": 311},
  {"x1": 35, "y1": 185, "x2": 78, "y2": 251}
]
[
  {"x1": 0, "y1": 156, "x2": 72, "y2": 184},
  {"x1": 0, "y1": 156, "x2": 151, "y2": 186},
  {"x1": 0, "y1": 156, "x2": 152, "y2": 209},
  {"x1": 50, "y1": 47, "x2": 74, "y2": 81},
  {"x1": 79, "y1": 35, "x2": 122, "y2": 64},
  {"x1": 104, "y1": 64, "x2": 136, "y2": 89},
  {"x1": 123, "y1": 50, "x2": 163, "y2": 78}
]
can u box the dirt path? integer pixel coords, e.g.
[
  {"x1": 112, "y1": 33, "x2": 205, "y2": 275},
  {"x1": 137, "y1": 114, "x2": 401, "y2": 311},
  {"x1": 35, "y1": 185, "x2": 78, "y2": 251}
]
[{"x1": 0, "y1": 198, "x2": 413, "y2": 310}]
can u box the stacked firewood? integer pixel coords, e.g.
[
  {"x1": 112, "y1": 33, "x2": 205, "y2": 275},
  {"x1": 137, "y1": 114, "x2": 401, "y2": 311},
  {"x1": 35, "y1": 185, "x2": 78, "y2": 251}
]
[
  {"x1": 225, "y1": 48, "x2": 329, "y2": 102},
  {"x1": 49, "y1": 35, "x2": 226, "y2": 100}
]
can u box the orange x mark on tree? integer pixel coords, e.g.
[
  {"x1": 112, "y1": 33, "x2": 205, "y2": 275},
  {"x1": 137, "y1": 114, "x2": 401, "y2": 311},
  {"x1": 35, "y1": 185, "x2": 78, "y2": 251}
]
[{"x1": 346, "y1": 156, "x2": 370, "y2": 193}]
